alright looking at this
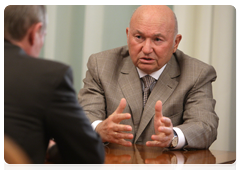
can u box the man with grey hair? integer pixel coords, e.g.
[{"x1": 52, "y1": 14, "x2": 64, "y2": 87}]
[
  {"x1": 4, "y1": 5, "x2": 104, "y2": 163},
  {"x1": 78, "y1": 5, "x2": 219, "y2": 150}
]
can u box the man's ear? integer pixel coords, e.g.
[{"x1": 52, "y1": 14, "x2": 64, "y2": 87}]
[
  {"x1": 173, "y1": 34, "x2": 182, "y2": 53},
  {"x1": 126, "y1": 27, "x2": 129, "y2": 44},
  {"x1": 126, "y1": 27, "x2": 129, "y2": 36},
  {"x1": 28, "y1": 22, "x2": 43, "y2": 46}
]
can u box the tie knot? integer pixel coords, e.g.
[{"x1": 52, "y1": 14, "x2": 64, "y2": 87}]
[{"x1": 142, "y1": 75, "x2": 155, "y2": 89}]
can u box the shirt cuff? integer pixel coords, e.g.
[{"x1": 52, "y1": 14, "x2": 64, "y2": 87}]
[
  {"x1": 91, "y1": 120, "x2": 102, "y2": 130},
  {"x1": 173, "y1": 127, "x2": 186, "y2": 150}
]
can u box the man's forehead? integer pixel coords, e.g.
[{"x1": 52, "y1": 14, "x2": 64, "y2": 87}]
[
  {"x1": 131, "y1": 14, "x2": 174, "y2": 29},
  {"x1": 130, "y1": 19, "x2": 174, "y2": 36},
  {"x1": 132, "y1": 6, "x2": 174, "y2": 21},
  {"x1": 130, "y1": 6, "x2": 175, "y2": 28}
]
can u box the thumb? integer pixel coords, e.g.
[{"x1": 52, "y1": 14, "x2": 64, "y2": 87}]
[
  {"x1": 155, "y1": 100, "x2": 163, "y2": 119},
  {"x1": 115, "y1": 98, "x2": 127, "y2": 114}
]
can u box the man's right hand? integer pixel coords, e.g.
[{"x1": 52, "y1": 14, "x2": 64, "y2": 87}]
[{"x1": 95, "y1": 98, "x2": 133, "y2": 146}]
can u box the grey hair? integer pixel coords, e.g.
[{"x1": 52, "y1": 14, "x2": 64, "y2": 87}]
[
  {"x1": 173, "y1": 12, "x2": 178, "y2": 38},
  {"x1": 4, "y1": 5, "x2": 47, "y2": 41}
]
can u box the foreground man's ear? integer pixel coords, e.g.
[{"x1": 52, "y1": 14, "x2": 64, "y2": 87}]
[{"x1": 28, "y1": 22, "x2": 43, "y2": 46}]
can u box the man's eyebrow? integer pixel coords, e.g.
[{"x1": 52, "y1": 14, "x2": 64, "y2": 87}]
[
  {"x1": 154, "y1": 33, "x2": 167, "y2": 39},
  {"x1": 154, "y1": 33, "x2": 163, "y2": 37},
  {"x1": 135, "y1": 30, "x2": 143, "y2": 34},
  {"x1": 134, "y1": 30, "x2": 166, "y2": 38},
  {"x1": 154, "y1": 33, "x2": 163, "y2": 36},
  {"x1": 136, "y1": 30, "x2": 164, "y2": 36}
]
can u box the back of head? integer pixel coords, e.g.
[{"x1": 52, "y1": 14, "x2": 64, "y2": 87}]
[{"x1": 4, "y1": 5, "x2": 47, "y2": 42}]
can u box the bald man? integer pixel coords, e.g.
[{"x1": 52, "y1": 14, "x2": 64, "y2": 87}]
[{"x1": 78, "y1": 5, "x2": 219, "y2": 150}]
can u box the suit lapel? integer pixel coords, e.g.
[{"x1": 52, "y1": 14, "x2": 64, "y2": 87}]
[
  {"x1": 134, "y1": 55, "x2": 180, "y2": 143},
  {"x1": 118, "y1": 56, "x2": 143, "y2": 133}
]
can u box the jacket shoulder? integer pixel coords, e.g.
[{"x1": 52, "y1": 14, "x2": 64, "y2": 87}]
[
  {"x1": 87, "y1": 45, "x2": 130, "y2": 72},
  {"x1": 174, "y1": 49, "x2": 215, "y2": 70},
  {"x1": 174, "y1": 49, "x2": 217, "y2": 80}
]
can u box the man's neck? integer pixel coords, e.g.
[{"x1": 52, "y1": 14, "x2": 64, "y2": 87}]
[
  {"x1": 137, "y1": 64, "x2": 167, "y2": 80},
  {"x1": 6, "y1": 37, "x2": 33, "y2": 57}
]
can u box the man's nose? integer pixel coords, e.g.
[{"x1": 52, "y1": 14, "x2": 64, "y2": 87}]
[{"x1": 142, "y1": 39, "x2": 153, "y2": 55}]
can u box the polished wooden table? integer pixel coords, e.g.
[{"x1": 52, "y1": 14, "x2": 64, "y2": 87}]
[{"x1": 104, "y1": 143, "x2": 236, "y2": 164}]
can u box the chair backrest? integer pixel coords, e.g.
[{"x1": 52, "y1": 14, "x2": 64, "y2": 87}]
[{"x1": 4, "y1": 135, "x2": 31, "y2": 164}]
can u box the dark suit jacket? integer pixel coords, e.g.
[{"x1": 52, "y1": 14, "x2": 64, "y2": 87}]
[
  {"x1": 78, "y1": 45, "x2": 219, "y2": 149},
  {"x1": 4, "y1": 40, "x2": 104, "y2": 164}
]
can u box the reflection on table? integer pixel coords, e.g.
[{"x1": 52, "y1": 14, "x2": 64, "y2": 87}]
[
  {"x1": 104, "y1": 143, "x2": 235, "y2": 164},
  {"x1": 44, "y1": 144, "x2": 238, "y2": 170}
]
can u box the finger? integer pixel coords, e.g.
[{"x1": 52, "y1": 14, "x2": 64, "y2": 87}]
[
  {"x1": 155, "y1": 100, "x2": 163, "y2": 120},
  {"x1": 154, "y1": 101, "x2": 163, "y2": 135},
  {"x1": 112, "y1": 113, "x2": 131, "y2": 123},
  {"x1": 160, "y1": 117, "x2": 172, "y2": 127},
  {"x1": 113, "y1": 132, "x2": 133, "y2": 140},
  {"x1": 115, "y1": 98, "x2": 127, "y2": 114},
  {"x1": 151, "y1": 134, "x2": 170, "y2": 143},
  {"x1": 158, "y1": 126, "x2": 173, "y2": 136},
  {"x1": 146, "y1": 140, "x2": 169, "y2": 148},
  {"x1": 117, "y1": 139, "x2": 132, "y2": 147},
  {"x1": 48, "y1": 140, "x2": 56, "y2": 149},
  {"x1": 112, "y1": 124, "x2": 132, "y2": 132}
]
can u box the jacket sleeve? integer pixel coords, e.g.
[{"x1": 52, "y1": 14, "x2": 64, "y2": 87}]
[
  {"x1": 78, "y1": 54, "x2": 107, "y2": 123},
  {"x1": 178, "y1": 65, "x2": 219, "y2": 149},
  {"x1": 46, "y1": 67, "x2": 105, "y2": 163}
]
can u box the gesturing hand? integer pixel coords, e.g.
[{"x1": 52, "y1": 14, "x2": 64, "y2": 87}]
[
  {"x1": 146, "y1": 100, "x2": 174, "y2": 147},
  {"x1": 95, "y1": 98, "x2": 133, "y2": 146}
]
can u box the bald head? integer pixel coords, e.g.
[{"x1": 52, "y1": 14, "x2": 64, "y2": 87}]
[
  {"x1": 130, "y1": 5, "x2": 178, "y2": 37},
  {"x1": 126, "y1": 5, "x2": 182, "y2": 74}
]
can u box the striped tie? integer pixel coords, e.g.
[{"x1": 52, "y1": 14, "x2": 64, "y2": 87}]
[{"x1": 142, "y1": 75, "x2": 156, "y2": 106}]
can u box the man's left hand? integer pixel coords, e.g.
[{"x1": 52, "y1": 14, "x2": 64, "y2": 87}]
[{"x1": 146, "y1": 100, "x2": 174, "y2": 147}]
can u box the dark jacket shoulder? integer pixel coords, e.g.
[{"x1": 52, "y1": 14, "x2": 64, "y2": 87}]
[{"x1": 4, "y1": 40, "x2": 71, "y2": 82}]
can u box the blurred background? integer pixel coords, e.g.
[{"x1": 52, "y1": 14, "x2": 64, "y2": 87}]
[{"x1": 41, "y1": 5, "x2": 236, "y2": 152}]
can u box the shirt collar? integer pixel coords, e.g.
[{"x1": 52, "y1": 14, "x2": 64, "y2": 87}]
[{"x1": 137, "y1": 64, "x2": 167, "y2": 80}]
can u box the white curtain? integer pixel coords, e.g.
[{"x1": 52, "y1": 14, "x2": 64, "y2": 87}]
[{"x1": 174, "y1": 5, "x2": 236, "y2": 151}]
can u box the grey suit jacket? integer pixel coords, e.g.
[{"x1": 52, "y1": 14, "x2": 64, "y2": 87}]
[{"x1": 78, "y1": 45, "x2": 219, "y2": 149}]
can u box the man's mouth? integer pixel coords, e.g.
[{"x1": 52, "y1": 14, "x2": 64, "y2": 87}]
[
  {"x1": 139, "y1": 57, "x2": 155, "y2": 63},
  {"x1": 141, "y1": 56, "x2": 154, "y2": 60},
  {"x1": 144, "y1": 58, "x2": 152, "y2": 60}
]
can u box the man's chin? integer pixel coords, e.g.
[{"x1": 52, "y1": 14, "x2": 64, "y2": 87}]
[{"x1": 138, "y1": 65, "x2": 155, "y2": 75}]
